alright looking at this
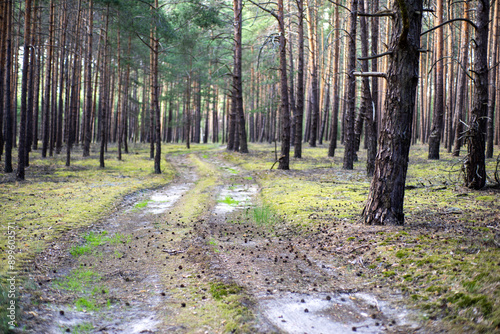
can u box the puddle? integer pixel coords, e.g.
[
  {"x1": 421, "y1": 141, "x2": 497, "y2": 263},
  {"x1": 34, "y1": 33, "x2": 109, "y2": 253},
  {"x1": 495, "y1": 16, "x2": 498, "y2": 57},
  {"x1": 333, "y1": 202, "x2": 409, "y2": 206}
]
[
  {"x1": 142, "y1": 183, "x2": 193, "y2": 214},
  {"x1": 214, "y1": 184, "x2": 259, "y2": 215},
  {"x1": 259, "y1": 292, "x2": 419, "y2": 334}
]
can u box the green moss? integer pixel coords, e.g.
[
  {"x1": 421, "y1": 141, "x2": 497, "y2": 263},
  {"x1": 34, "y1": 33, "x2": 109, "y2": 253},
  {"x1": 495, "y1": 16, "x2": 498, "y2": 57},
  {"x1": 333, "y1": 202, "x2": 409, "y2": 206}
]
[
  {"x1": 75, "y1": 297, "x2": 100, "y2": 312},
  {"x1": 209, "y1": 282, "x2": 242, "y2": 300},
  {"x1": 383, "y1": 270, "x2": 396, "y2": 277},
  {"x1": 54, "y1": 269, "x2": 101, "y2": 293},
  {"x1": 475, "y1": 196, "x2": 495, "y2": 202},
  {"x1": 0, "y1": 144, "x2": 176, "y2": 275},
  {"x1": 71, "y1": 322, "x2": 95, "y2": 334},
  {"x1": 218, "y1": 196, "x2": 239, "y2": 206},
  {"x1": 396, "y1": 250, "x2": 409, "y2": 259},
  {"x1": 134, "y1": 199, "x2": 151, "y2": 209}
]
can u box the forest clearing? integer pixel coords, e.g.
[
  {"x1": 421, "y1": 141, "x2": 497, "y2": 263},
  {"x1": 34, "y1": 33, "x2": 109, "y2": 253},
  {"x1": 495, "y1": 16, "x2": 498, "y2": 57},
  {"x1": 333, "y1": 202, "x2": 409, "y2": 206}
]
[{"x1": 1, "y1": 0, "x2": 500, "y2": 332}]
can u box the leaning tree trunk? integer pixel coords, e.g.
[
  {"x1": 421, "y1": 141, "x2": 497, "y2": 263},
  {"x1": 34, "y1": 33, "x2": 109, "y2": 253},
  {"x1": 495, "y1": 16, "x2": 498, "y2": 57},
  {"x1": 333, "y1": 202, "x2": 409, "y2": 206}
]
[
  {"x1": 465, "y1": 0, "x2": 490, "y2": 189},
  {"x1": 363, "y1": 0, "x2": 423, "y2": 225}
]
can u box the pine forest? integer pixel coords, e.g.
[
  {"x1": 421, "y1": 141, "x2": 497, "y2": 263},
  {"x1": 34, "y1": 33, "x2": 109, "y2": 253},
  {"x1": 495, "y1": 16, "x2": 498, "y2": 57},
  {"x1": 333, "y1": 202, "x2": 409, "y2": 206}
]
[{"x1": 1, "y1": 0, "x2": 500, "y2": 332}]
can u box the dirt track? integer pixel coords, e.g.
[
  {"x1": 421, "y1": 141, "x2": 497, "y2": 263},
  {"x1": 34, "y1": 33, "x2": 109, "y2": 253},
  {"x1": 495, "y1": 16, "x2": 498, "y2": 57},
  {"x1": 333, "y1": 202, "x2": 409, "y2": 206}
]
[{"x1": 17, "y1": 153, "x2": 432, "y2": 333}]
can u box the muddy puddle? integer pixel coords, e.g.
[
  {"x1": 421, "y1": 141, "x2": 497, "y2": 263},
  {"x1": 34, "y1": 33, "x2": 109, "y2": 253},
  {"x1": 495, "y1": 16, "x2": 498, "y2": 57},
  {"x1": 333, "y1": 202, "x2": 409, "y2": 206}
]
[
  {"x1": 259, "y1": 292, "x2": 418, "y2": 334},
  {"x1": 214, "y1": 184, "x2": 259, "y2": 215},
  {"x1": 143, "y1": 183, "x2": 193, "y2": 214}
]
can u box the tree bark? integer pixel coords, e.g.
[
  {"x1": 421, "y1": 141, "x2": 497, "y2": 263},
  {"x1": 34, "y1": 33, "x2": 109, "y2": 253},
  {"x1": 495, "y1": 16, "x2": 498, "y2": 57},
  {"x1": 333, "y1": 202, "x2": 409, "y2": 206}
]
[
  {"x1": 343, "y1": 0, "x2": 358, "y2": 170},
  {"x1": 306, "y1": 1, "x2": 319, "y2": 147},
  {"x1": 3, "y1": 0, "x2": 13, "y2": 172},
  {"x1": 452, "y1": 1, "x2": 470, "y2": 157},
  {"x1": 294, "y1": 0, "x2": 304, "y2": 158},
  {"x1": 486, "y1": 0, "x2": 499, "y2": 158},
  {"x1": 41, "y1": 0, "x2": 54, "y2": 158},
  {"x1": 428, "y1": 0, "x2": 444, "y2": 159},
  {"x1": 363, "y1": 0, "x2": 423, "y2": 225},
  {"x1": 328, "y1": 3, "x2": 341, "y2": 157},
  {"x1": 17, "y1": 0, "x2": 33, "y2": 180},
  {"x1": 465, "y1": 0, "x2": 490, "y2": 189}
]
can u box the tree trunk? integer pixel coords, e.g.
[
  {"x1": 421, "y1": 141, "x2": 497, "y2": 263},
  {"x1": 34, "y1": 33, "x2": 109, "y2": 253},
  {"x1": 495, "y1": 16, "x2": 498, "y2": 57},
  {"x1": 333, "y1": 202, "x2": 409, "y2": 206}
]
[
  {"x1": 3, "y1": 0, "x2": 13, "y2": 172},
  {"x1": 328, "y1": 3, "x2": 341, "y2": 157},
  {"x1": 66, "y1": 0, "x2": 82, "y2": 167},
  {"x1": 306, "y1": 1, "x2": 319, "y2": 147},
  {"x1": 363, "y1": 0, "x2": 423, "y2": 225},
  {"x1": 465, "y1": 0, "x2": 490, "y2": 189},
  {"x1": 452, "y1": 2, "x2": 470, "y2": 157},
  {"x1": 359, "y1": 0, "x2": 376, "y2": 176},
  {"x1": 277, "y1": 0, "x2": 290, "y2": 169},
  {"x1": 99, "y1": 5, "x2": 110, "y2": 168},
  {"x1": 0, "y1": 0, "x2": 6, "y2": 161},
  {"x1": 343, "y1": 0, "x2": 358, "y2": 170},
  {"x1": 17, "y1": 0, "x2": 33, "y2": 180},
  {"x1": 235, "y1": 0, "x2": 248, "y2": 153},
  {"x1": 486, "y1": 0, "x2": 499, "y2": 158},
  {"x1": 41, "y1": 0, "x2": 54, "y2": 158},
  {"x1": 83, "y1": 0, "x2": 93, "y2": 157},
  {"x1": 428, "y1": 0, "x2": 444, "y2": 159},
  {"x1": 294, "y1": 0, "x2": 304, "y2": 158}
]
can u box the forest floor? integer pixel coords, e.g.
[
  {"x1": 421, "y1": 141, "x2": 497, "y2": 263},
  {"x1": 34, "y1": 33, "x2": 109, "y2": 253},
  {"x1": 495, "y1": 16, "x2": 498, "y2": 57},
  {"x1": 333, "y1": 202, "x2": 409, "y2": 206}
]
[{"x1": 1, "y1": 143, "x2": 499, "y2": 333}]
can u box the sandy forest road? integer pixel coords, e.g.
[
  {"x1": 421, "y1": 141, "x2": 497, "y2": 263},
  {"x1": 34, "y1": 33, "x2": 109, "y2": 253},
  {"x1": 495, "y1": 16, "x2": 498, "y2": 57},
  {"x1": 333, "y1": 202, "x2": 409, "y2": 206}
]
[{"x1": 18, "y1": 152, "x2": 429, "y2": 333}]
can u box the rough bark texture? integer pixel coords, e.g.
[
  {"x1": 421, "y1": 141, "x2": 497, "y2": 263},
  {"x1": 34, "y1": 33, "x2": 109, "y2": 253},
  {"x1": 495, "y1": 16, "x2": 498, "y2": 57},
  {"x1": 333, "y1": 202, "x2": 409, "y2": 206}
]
[
  {"x1": 465, "y1": 0, "x2": 489, "y2": 189},
  {"x1": 428, "y1": 0, "x2": 444, "y2": 160},
  {"x1": 4, "y1": 0, "x2": 13, "y2": 172},
  {"x1": 343, "y1": 0, "x2": 358, "y2": 170},
  {"x1": 359, "y1": 0, "x2": 376, "y2": 176},
  {"x1": 235, "y1": 0, "x2": 248, "y2": 153},
  {"x1": 363, "y1": 0, "x2": 423, "y2": 225},
  {"x1": 328, "y1": 4, "x2": 341, "y2": 158},
  {"x1": 294, "y1": 0, "x2": 304, "y2": 158},
  {"x1": 277, "y1": 0, "x2": 290, "y2": 170},
  {"x1": 452, "y1": 2, "x2": 470, "y2": 157},
  {"x1": 17, "y1": 0, "x2": 32, "y2": 180},
  {"x1": 41, "y1": 0, "x2": 54, "y2": 158},
  {"x1": 486, "y1": 0, "x2": 499, "y2": 158}
]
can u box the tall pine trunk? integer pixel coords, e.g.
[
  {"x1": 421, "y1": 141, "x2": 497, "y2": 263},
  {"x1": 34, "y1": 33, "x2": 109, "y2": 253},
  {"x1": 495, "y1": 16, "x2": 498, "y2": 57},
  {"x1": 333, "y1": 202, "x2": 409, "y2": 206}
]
[
  {"x1": 363, "y1": 0, "x2": 423, "y2": 225},
  {"x1": 428, "y1": 0, "x2": 444, "y2": 159},
  {"x1": 465, "y1": 0, "x2": 490, "y2": 189},
  {"x1": 343, "y1": 0, "x2": 358, "y2": 170}
]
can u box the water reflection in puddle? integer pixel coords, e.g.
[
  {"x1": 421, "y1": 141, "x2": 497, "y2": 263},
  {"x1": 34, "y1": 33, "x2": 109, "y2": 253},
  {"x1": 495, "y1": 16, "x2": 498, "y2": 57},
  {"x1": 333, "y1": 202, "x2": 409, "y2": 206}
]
[
  {"x1": 214, "y1": 184, "x2": 259, "y2": 215},
  {"x1": 259, "y1": 292, "x2": 418, "y2": 334},
  {"x1": 143, "y1": 183, "x2": 193, "y2": 214}
]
